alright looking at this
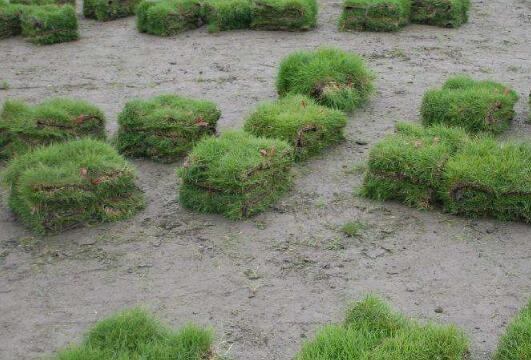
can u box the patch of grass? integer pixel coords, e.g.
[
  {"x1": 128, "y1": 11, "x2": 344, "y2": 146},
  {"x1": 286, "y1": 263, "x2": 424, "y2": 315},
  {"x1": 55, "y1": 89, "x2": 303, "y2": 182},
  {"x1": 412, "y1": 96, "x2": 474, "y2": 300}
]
[
  {"x1": 21, "y1": 4, "x2": 78, "y2": 44},
  {"x1": 0, "y1": 97, "x2": 106, "y2": 159},
  {"x1": 251, "y1": 0, "x2": 317, "y2": 31},
  {"x1": 204, "y1": 0, "x2": 252, "y2": 32},
  {"x1": 53, "y1": 308, "x2": 216, "y2": 359},
  {"x1": 0, "y1": 2, "x2": 26, "y2": 39},
  {"x1": 114, "y1": 94, "x2": 221, "y2": 163},
  {"x1": 441, "y1": 138, "x2": 531, "y2": 223},
  {"x1": 361, "y1": 122, "x2": 469, "y2": 209},
  {"x1": 421, "y1": 75, "x2": 519, "y2": 135},
  {"x1": 178, "y1": 130, "x2": 294, "y2": 219},
  {"x1": 339, "y1": 0, "x2": 411, "y2": 32},
  {"x1": 136, "y1": 0, "x2": 204, "y2": 36},
  {"x1": 243, "y1": 94, "x2": 347, "y2": 161},
  {"x1": 295, "y1": 295, "x2": 469, "y2": 360},
  {"x1": 340, "y1": 220, "x2": 365, "y2": 237},
  {"x1": 11, "y1": 0, "x2": 74, "y2": 5},
  {"x1": 411, "y1": 0, "x2": 470, "y2": 28},
  {"x1": 83, "y1": 0, "x2": 141, "y2": 21},
  {"x1": 277, "y1": 48, "x2": 374, "y2": 112},
  {"x1": 495, "y1": 299, "x2": 531, "y2": 360},
  {"x1": 2, "y1": 139, "x2": 145, "y2": 234},
  {"x1": 0, "y1": 80, "x2": 9, "y2": 90}
]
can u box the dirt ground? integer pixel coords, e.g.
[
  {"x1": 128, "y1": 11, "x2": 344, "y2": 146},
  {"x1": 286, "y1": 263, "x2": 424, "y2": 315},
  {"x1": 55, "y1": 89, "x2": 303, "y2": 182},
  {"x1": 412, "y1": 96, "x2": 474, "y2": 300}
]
[{"x1": 0, "y1": 0, "x2": 530, "y2": 359}]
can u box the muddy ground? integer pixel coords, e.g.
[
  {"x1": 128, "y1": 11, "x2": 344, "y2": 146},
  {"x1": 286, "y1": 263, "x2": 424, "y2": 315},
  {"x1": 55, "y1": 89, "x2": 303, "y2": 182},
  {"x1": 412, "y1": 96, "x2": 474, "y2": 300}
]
[{"x1": 0, "y1": 0, "x2": 530, "y2": 359}]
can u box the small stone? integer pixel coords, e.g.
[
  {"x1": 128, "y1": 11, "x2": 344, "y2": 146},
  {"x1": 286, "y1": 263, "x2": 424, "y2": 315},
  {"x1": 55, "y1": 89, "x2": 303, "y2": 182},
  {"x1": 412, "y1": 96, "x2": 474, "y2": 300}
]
[{"x1": 434, "y1": 306, "x2": 444, "y2": 313}]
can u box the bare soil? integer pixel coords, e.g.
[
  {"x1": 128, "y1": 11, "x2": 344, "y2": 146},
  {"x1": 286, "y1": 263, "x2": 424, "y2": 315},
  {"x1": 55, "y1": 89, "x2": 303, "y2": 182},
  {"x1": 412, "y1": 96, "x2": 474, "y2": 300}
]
[{"x1": 0, "y1": 0, "x2": 530, "y2": 359}]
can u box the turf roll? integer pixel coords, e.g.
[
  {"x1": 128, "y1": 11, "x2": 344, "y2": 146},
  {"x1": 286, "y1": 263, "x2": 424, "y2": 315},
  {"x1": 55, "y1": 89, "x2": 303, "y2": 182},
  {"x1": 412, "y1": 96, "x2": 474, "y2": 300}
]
[
  {"x1": 441, "y1": 138, "x2": 531, "y2": 223},
  {"x1": 361, "y1": 122, "x2": 469, "y2": 208},
  {"x1": 204, "y1": 0, "x2": 252, "y2": 32},
  {"x1": 339, "y1": 0, "x2": 411, "y2": 32},
  {"x1": 277, "y1": 47, "x2": 374, "y2": 111},
  {"x1": 421, "y1": 75, "x2": 519, "y2": 135},
  {"x1": 0, "y1": 97, "x2": 106, "y2": 159},
  {"x1": 0, "y1": 2, "x2": 26, "y2": 39},
  {"x1": 136, "y1": 0, "x2": 204, "y2": 36},
  {"x1": 83, "y1": 0, "x2": 141, "y2": 21},
  {"x1": 250, "y1": 0, "x2": 317, "y2": 31},
  {"x1": 411, "y1": 0, "x2": 470, "y2": 28},
  {"x1": 2, "y1": 139, "x2": 145, "y2": 234},
  {"x1": 21, "y1": 4, "x2": 79, "y2": 44},
  {"x1": 115, "y1": 94, "x2": 221, "y2": 163},
  {"x1": 179, "y1": 130, "x2": 294, "y2": 219},
  {"x1": 244, "y1": 94, "x2": 347, "y2": 161}
]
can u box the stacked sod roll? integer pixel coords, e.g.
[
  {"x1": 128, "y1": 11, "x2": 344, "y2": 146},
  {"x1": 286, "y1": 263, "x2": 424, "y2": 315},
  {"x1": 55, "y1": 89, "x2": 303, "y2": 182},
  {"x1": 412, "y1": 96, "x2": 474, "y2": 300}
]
[
  {"x1": 250, "y1": 0, "x2": 317, "y2": 31},
  {"x1": 0, "y1": 97, "x2": 106, "y2": 159},
  {"x1": 276, "y1": 48, "x2": 374, "y2": 112},
  {"x1": 295, "y1": 295, "x2": 469, "y2": 359},
  {"x1": 494, "y1": 299, "x2": 531, "y2": 360},
  {"x1": 411, "y1": 0, "x2": 470, "y2": 28},
  {"x1": 361, "y1": 123, "x2": 470, "y2": 209},
  {"x1": 20, "y1": 3, "x2": 78, "y2": 44},
  {"x1": 83, "y1": 0, "x2": 141, "y2": 21},
  {"x1": 421, "y1": 75, "x2": 518, "y2": 135},
  {"x1": 179, "y1": 130, "x2": 294, "y2": 219},
  {"x1": 204, "y1": 0, "x2": 252, "y2": 32},
  {"x1": 52, "y1": 309, "x2": 215, "y2": 359},
  {"x1": 244, "y1": 94, "x2": 347, "y2": 161},
  {"x1": 339, "y1": 0, "x2": 412, "y2": 32},
  {"x1": 114, "y1": 94, "x2": 221, "y2": 162},
  {"x1": 0, "y1": 0, "x2": 25, "y2": 39},
  {"x1": 136, "y1": 0, "x2": 203, "y2": 36},
  {"x1": 2, "y1": 139, "x2": 145, "y2": 234}
]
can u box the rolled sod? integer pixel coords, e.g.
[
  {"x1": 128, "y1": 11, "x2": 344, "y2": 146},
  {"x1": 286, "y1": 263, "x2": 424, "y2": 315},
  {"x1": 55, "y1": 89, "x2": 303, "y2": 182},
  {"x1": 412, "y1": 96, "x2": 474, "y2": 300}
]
[
  {"x1": 411, "y1": 0, "x2": 470, "y2": 28},
  {"x1": 339, "y1": 0, "x2": 411, "y2": 32},
  {"x1": 250, "y1": 0, "x2": 317, "y2": 31},
  {"x1": 495, "y1": 299, "x2": 531, "y2": 360},
  {"x1": 136, "y1": 0, "x2": 204, "y2": 36},
  {"x1": 114, "y1": 94, "x2": 221, "y2": 163},
  {"x1": 361, "y1": 122, "x2": 469, "y2": 208},
  {"x1": 277, "y1": 48, "x2": 374, "y2": 111},
  {"x1": 179, "y1": 130, "x2": 294, "y2": 219},
  {"x1": 295, "y1": 295, "x2": 469, "y2": 360},
  {"x1": 11, "y1": 0, "x2": 75, "y2": 5},
  {"x1": 0, "y1": 2, "x2": 26, "y2": 39},
  {"x1": 204, "y1": 0, "x2": 252, "y2": 32},
  {"x1": 83, "y1": 0, "x2": 141, "y2": 21},
  {"x1": 21, "y1": 4, "x2": 79, "y2": 44},
  {"x1": 441, "y1": 138, "x2": 531, "y2": 223},
  {"x1": 2, "y1": 139, "x2": 145, "y2": 234},
  {"x1": 244, "y1": 94, "x2": 347, "y2": 161},
  {"x1": 421, "y1": 75, "x2": 518, "y2": 135},
  {"x1": 0, "y1": 97, "x2": 106, "y2": 159},
  {"x1": 52, "y1": 308, "x2": 215, "y2": 359}
]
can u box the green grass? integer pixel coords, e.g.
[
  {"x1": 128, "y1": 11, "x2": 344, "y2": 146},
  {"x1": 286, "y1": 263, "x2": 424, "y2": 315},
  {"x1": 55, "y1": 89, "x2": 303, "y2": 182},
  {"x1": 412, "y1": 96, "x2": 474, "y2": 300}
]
[
  {"x1": 0, "y1": 97, "x2": 106, "y2": 159},
  {"x1": 361, "y1": 122, "x2": 469, "y2": 209},
  {"x1": 250, "y1": 0, "x2": 317, "y2": 31},
  {"x1": 441, "y1": 138, "x2": 531, "y2": 223},
  {"x1": 53, "y1": 308, "x2": 216, "y2": 360},
  {"x1": 0, "y1": 2, "x2": 26, "y2": 39},
  {"x1": 204, "y1": 0, "x2": 252, "y2": 32},
  {"x1": 2, "y1": 139, "x2": 144, "y2": 234},
  {"x1": 277, "y1": 48, "x2": 374, "y2": 112},
  {"x1": 21, "y1": 4, "x2": 78, "y2": 44},
  {"x1": 295, "y1": 295, "x2": 469, "y2": 360},
  {"x1": 421, "y1": 75, "x2": 519, "y2": 135},
  {"x1": 83, "y1": 0, "x2": 141, "y2": 21},
  {"x1": 114, "y1": 94, "x2": 221, "y2": 163},
  {"x1": 495, "y1": 299, "x2": 531, "y2": 360},
  {"x1": 11, "y1": 0, "x2": 75, "y2": 5},
  {"x1": 339, "y1": 0, "x2": 411, "y2": 32},
  {"x1": 411, "y1": 0, "x2": 470, "y2": 28},
  {"x1": 136, "y1": 0, "x2": 204, "y2": 36},
  {"x1": 179, "y1": 130, "x2": 294, "y2": 219},
  {"x1": 243, "y1": 94, "x2": 347, "y2": 161},
  {"x1": 340, "y1": 220, "x2": 365, "y2": 237}
]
